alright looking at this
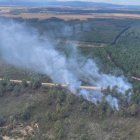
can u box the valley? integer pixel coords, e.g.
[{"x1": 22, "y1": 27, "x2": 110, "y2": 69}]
[{"x1": 0, "y1": 2, "x2": 140, "y2": 140}]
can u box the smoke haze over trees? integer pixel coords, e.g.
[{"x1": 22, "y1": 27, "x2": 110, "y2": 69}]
[{"x1": 0, "y1": 19, "x2": 132, "y2": 109}]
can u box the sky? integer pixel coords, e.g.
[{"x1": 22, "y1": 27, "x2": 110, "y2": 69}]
[
  {"x1": 59, "y1": 0, "x2": 140, "y2": 5},
  {"x1": 0, "y1": 0, "x2": 140, "y2": 6}
]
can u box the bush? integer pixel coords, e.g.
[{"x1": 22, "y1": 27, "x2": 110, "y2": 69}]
[
  {"x1": 0, "y1": 117, "x2": 6, "y2": 127},
  {"x1": 128, "y1": 104, "x2": 138, "y2": 116},
  {"x1": 80, "y1": 134, "x2": 94, "y2": 140},
  {"x1": 22, "y1": 80, "x2": 28, "y2": 88},
  {"x1": 54, "y1": 121, "x2": 65, "y2": 139},
  {"x1": 0, "y1": 89, "x2": 4, "y2": 97},
  {"x1": 0, "y1": 135, "x2": 3, "y2": 140},
  {"x1": 20, "y1": 110, "x2": 31, "y2": 121},
  {"x1": 12, "y1": 85, "x2": 21, "y2": 96},
  {"x1": 30, "y1": 78, "x2": 42, "y2": 89}
]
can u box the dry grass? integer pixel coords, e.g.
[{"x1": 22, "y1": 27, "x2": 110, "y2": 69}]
[
  {"x1": 2, "y1": 13, "x2": 140, "y2": 20},
  {"x1": 1, "y1": 6, "x2": 140, "y2": 20}
]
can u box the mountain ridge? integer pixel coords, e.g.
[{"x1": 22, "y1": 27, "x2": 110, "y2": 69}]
[{"x1": 0, "y1": 1, "x2": 140, "y2": 9}]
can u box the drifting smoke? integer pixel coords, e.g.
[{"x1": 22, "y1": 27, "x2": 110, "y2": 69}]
[{"x1": 0, "y1": 19, "x2": 132, "y2": 109}]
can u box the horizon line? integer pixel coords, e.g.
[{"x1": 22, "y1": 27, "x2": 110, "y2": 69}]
[{"x1": 0, "y1": 1, "x2": 140, "y2": 7}]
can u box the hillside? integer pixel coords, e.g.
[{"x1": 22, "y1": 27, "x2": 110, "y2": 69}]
[
  {"x1": 0, "y1": 80, "x2": 139, "y2": 140},
  {"x1": 0, "y1": 4, "x2": 140, "y2": 140},
  {"x1": 0, "y1": 1, "x2": 126, "y2": 8},
  {"x1": 0, "y1": 1, "x2": 140, "y2": 10}
]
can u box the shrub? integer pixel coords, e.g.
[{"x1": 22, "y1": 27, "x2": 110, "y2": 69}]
[
  {"x1": 0, "y1": 135, "x2": 3, "y2": 140},
  {"x1": 22, "y1": 80, "x2": 28, "y2": 88},
  {"x1": 12, "y1": 85, "x2": 21, "y2": 96},
  {"x1": 30, "y1": 78, "x2": 42, "y2": 89},
  {"x1": 54, "y1": 121, "x2": 65, "y2": 140},
  {"x1": 0, "y1": 117, "x2": 6, "y2": 127},
  {"x1": 80, "y1": 134, "x2": 94, "y2": 140},
  {"x1": 20, "y1": 110, "x2": 31, "y2": 121}
]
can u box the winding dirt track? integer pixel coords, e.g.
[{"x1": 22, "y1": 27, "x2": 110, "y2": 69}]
[
  {"x1": 0, "y1": 78, "x2": 101, "y2": 91},
  {"x1": 132, "y1": 76, "x2": 140, "y2": 81}
]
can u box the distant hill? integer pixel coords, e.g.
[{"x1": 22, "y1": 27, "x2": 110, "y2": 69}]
[{"x1": 0, "y1": 1, "x2": 140, "y2": 9}]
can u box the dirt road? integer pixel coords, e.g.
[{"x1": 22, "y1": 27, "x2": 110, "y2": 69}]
[
  {"x1": 132, "y1": 76, "x2": 140, "y2": 81},
  {"x1": 0, "y1": 78, "x2": 101, "y2": 91}
]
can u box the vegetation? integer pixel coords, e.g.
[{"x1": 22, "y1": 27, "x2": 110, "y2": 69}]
[
  {"x1": 0, "y1": 79, "x2": 139, "y2": 140},
  {"x1": 1, "y1": 12, "x2": 140, "y2": 139}
]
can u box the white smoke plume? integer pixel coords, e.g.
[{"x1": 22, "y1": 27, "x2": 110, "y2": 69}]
[{"x1": 0, "y1": 19, "x2": 132, "y2": 109}]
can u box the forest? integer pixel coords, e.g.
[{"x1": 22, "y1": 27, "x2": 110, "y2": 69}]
[{"x1": 0, "y1": 16, "x2": 140, "y2": 139}]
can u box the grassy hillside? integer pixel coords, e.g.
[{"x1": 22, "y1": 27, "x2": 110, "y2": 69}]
[{"x1": 0, "y1": 80, "x2": 139, "y2": 140}]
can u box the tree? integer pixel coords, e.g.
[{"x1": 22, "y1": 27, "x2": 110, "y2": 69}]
[
  {"x1": 22, "y1": 79, "x2": 28, "y2": 88},
  {"x1": 30, "y1": 78, "x2": 42, "y2": 89},
  {"x1": 128, "y1": 104, "x2": 138, "y2": 116}
]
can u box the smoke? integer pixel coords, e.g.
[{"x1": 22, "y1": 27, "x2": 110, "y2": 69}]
[{"x1": 0, "y1": 19, "x2": 132, "y2": 109}]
